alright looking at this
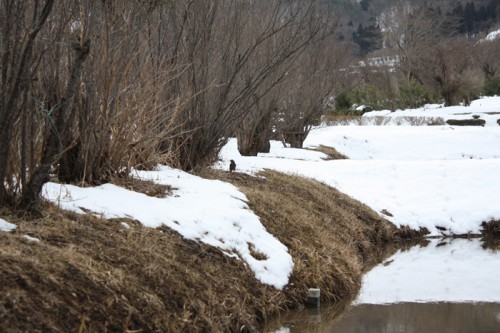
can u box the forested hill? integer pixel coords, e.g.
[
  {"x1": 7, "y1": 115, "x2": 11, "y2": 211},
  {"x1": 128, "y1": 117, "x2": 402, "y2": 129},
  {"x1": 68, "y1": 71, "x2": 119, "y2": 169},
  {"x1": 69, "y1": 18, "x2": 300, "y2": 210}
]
[{"x1": 322, "y1": 0, "x2": 500, "y2": 54}]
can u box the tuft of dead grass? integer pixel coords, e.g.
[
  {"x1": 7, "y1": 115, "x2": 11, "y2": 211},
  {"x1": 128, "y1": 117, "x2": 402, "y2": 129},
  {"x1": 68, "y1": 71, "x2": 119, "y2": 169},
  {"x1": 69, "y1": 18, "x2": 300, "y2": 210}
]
[
  {"x1": 110, "y1": 175, "x2": 173, "y2": 198},
  {"x1": 481, "y1": 220, "x2": 500, "y2": 250},
  {"x1": 321, "y1": 114, "x2": 445, "y2": 126},
  {"x1": 395, "y1": 225, "x2": 430, "y2": 239},
  {"x1": 309, "y1": 145, "x2": 349, "y2": 160},
  {"x1": 1, "y1": 169, "x2": 402, "y2": 332}
]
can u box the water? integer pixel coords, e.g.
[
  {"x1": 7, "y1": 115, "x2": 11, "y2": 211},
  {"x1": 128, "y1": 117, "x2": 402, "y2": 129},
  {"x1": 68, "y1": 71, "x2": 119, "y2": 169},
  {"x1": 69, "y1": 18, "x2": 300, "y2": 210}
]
[
  {"x1": 266, "y1": 302, "x2": 500, "y2": 333},
  {"x1": 265, "y1": 238, "x2": 500, "y2": 333}
]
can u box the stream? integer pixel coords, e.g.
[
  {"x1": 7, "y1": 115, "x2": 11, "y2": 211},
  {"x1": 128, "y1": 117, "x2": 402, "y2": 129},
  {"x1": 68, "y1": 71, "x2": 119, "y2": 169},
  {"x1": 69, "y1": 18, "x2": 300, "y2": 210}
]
[{"x1": 264, "y1": 238, "x2": 500, "y2": 332}]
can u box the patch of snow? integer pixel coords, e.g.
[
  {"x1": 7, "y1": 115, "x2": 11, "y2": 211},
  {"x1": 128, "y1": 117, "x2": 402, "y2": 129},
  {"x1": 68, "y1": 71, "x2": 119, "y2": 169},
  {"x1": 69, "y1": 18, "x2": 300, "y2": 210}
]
[
  {"x1": 483, "y1": 28, "x2": 500, "y2": 42},
  {"x1": 120, "y1": 222, "x2": 131, "y2": 229},
  {"x1": 22, "y1": 235, "x2": 40, "y2": 242},
  {"x1": 0, "y1": 218, "x2": 16, "y2": 232}
]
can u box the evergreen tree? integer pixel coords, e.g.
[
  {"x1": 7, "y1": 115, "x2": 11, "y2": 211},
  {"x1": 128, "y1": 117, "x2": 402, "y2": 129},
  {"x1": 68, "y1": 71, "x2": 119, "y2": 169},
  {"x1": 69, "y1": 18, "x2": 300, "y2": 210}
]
[
  {"x1": 353, "y1": 23, "x2": 382, "y2": 55},
  {"x1": 464, "y1": 2, "x2": 476, "y2": 35}
]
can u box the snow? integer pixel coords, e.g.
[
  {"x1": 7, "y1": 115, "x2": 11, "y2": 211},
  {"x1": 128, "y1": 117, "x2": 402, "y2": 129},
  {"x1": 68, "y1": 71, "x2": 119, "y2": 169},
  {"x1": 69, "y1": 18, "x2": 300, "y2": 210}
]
[
  {"x1": 0, "y1": 218, "x2": 16, "y2": 232},
  {"x1": 483, "y1": 28, "x2": 500, "y2": 42},
  {"x1": 355, "y1": 238, "x2": 500, "y2": 304},
  {"x1": 38, "y1": 95, "x2": 500, "y2": 291},
  {"x1": 22, "y1": 235, "x2": 40, "y2": 242}
]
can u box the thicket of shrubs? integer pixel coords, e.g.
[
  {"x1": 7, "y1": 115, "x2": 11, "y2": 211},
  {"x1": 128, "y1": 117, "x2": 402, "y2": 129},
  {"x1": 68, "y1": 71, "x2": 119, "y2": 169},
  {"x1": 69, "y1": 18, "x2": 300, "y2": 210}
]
[
  {"x1": 0, "y1": 1, "x2": 351, "y2": 212},
  {"x1": 2, "y1": 1, "x2": 500, "y2": 213}
]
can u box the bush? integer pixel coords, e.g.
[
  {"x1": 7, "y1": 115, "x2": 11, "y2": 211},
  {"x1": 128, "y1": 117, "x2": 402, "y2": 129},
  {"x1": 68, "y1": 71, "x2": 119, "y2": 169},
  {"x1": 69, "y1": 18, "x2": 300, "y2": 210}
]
[
  {"x1": 446, "y1": 119, "x2": 486, "y2": 126},
  {"x1": 398, "y1": 80, "x2": 430, "y2": 109},
  {"x1": 335, "y1": 91, "x2": 352, "y2": 111},
  {"x1": 349, "y1": 84, "x2": 385, "y2": 111},
  {"x1": 483, "y1": 76, "x2": 500, "y2": 96}
]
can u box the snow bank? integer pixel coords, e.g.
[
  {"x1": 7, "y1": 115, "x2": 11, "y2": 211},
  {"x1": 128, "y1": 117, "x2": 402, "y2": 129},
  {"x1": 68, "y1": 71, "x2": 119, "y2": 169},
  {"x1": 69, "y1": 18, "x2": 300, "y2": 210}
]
[
  {"x1": 0, "y1": 218, "x2": 16, "y2": 232},
  {"x1": 43, "y1": 166, "x2": 293, "y2": 289}
]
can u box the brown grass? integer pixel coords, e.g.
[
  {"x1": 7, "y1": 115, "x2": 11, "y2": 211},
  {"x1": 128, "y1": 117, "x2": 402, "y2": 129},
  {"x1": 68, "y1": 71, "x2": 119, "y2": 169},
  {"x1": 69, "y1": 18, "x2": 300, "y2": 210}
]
[
  {"x1": 321, "y1": 115, "x2": 445, "y2": 126},
  {"x1": 309, "y1": 145, "x2": 349, "y2": 160},
  {"x1": 110, "y1": 176, "x2": 173, "y2": 198},
  {"x1": 481, "y1": 220, "x2": 500, "y2": 250},
  {"x1": 199, "y1": 169, "x2": 399, "y2": 304},
  {"x1": 1, "y1": 170, "x2": 400, "y2": 332}
]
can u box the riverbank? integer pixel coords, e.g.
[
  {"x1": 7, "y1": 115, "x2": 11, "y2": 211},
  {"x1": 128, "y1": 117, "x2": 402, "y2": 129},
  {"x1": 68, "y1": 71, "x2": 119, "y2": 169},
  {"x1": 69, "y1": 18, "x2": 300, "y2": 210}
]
[
  {"x1": 1, "y1": 169, "x2": 401, "y2": 332},
  {"x1": 3, "y1": 98, "x2": 499, "y2": 331}
]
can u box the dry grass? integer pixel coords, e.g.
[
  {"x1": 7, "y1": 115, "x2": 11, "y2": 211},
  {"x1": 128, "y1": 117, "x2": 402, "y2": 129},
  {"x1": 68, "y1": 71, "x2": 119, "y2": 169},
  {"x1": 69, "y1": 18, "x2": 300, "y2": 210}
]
[
  {"x1": 0, "y1": 205, "x2": 274, "y2": 332},
  {"x1": 321, "y1": 114, "x2": 363, "y2": 126},
  {"x1": 1, "y1": 170, "x2": 401, "y2": 332},
  {"x1": 199, "y1": 169, "x2": 399, "y2": 304},
  {"x1": 110, "y1": 176, "x2": 173, "y2": 198},
  {"x1": 321, "y1": 114, "x2": 445, "y2": 126},
  {"x1": 481, "y1": 220, "x2": 500, "y2": 250},
  {"x1": 309, "y1": 145, "x2": 349, "y2": 160}
]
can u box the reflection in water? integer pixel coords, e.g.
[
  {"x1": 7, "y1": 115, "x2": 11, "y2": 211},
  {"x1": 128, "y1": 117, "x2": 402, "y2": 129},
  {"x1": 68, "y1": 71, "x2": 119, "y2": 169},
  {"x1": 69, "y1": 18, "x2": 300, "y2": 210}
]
[
  {"x1": 331, "y1": 303, "x2": 500, "y2": 333},
  {"x1": 356, "y1": 238, "x2": 500, "y2": 304},
  {"x1": 265, "y1": 302, "x2": 500, "y2": 333},
  {"x1": 265, "y1": 238, "x2": 500, "y2": 333}
]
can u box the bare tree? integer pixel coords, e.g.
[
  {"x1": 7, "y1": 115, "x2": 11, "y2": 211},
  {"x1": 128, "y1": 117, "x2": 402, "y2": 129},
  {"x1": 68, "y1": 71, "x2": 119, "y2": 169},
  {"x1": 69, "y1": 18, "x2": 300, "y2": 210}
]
[
  {"x1": 432, "y1": 37, "x2": 482, "y2": 106},
  {"x1": 378, "y1": 1, "x2": 448, "y2": 84},
  {"x1": 58, "y1": 1, "x2": 185, "y2": 183},
  {"x1": 21, "y1": 38, "x2": 90, "y2": 212},
  {"x1": 1, "y1": 1, "x2": 187, "y2": 210},
  {"x1": 155, "y1": 0, "x2": 340, "y2": 165},
  {"x1": 0, "y1": 0, "x2": 56, "y2": 206},
  {"x1": 474, "y1": 36, "x2": 500, "y2": 93},
  {"x1": 277, "y1": 37, "x2": 352, "y2": 148},
  {"x1": 235, "y1": 1, "x2": 340, "y2": 155}
]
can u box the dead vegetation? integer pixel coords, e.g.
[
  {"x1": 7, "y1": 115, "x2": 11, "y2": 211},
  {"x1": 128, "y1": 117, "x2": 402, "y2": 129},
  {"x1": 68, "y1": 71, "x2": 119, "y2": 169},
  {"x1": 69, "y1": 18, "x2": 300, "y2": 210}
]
[
  {"x1": 481, "y1": 220, "x2": 500, "y2": 250},
  {"x1": 109, "y1": 176, "x2": 173, "y2": 198},
  {"x1": 1, "y1": 205, "x2": 273, "y2": 332},
  {"x1": 321, "y1": 115, "x2": 446, "y2": 126},
  {"x1": 309, "y1": 145, "x2": 349, "y2": 160},
  {"x1": 1, "y1": 170, "x2": 400, "y2": 332},
  {"x1": 446, "y1": 119, "x2": 486, "y2": 126},
  {"x1": 200, "y1": 169, "x2": 400, "y2": 304}
]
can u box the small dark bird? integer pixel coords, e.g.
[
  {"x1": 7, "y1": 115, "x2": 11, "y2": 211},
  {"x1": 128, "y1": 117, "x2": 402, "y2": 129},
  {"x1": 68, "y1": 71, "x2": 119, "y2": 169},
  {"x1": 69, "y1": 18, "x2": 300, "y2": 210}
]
[{"x1": 229, "y1": 160, "x2": 236, "y2": 172}]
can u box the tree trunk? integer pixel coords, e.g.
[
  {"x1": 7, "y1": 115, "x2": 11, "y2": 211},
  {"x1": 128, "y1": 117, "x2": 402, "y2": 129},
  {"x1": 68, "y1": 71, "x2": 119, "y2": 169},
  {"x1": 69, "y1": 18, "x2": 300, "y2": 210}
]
[
  {"x1": 21, "y1": 39, "x2": 90, "y2": 213},
  {"x1": 284, "y1": 132, "x2": 306, "y2": 149},
  {"x1": 237, "y1": 132, "x2": 258, "y2": 156},
  {"x1": 0, "y1": 0, "x2": 56, "y2": 206}
]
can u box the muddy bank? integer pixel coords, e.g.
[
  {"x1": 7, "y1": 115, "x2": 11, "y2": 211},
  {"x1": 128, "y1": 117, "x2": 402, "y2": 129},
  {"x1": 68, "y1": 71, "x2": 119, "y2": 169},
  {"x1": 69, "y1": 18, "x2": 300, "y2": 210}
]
[{"x1": 1, "y1": 170, "x2": 402, "y2": 332}]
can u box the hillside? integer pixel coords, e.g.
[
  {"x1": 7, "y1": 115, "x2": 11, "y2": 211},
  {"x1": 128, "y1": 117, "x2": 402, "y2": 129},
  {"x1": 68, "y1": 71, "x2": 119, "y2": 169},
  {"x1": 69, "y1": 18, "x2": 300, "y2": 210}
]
[{"x1": 326, "y1": 0, "x2": 500, "y2": 53}]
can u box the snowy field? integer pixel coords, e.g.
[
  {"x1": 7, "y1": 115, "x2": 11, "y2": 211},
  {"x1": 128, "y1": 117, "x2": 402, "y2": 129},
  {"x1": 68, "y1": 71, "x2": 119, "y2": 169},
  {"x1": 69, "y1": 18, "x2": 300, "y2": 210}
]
[
  {"x1": 2, "y1": 96, "x2": 499, "y2": 292},
  {"x1": 216, "y1": 97, "x2": 500, "y2": 237},
  {"x1": 361, "y1": 96, "x2": 500, "y2": 127}
]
